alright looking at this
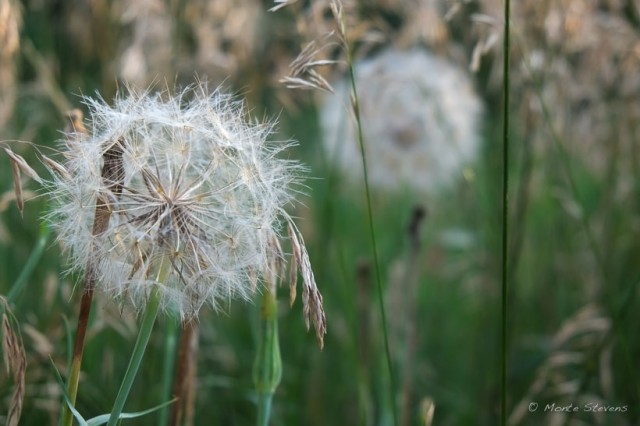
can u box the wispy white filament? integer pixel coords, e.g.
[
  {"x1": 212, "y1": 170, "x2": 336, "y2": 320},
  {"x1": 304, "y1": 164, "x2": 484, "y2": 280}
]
[{"x1": 46, "y1": 84, "x2": 312, "y2": 321}]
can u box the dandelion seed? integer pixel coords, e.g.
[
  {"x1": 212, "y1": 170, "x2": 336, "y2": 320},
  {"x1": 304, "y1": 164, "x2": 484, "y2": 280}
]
[{"x1": 44, "y1": 83, "x2": 326, "y2": 340}]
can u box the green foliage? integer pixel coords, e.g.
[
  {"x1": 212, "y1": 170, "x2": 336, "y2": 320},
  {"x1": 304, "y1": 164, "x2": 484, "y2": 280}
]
[{"x1": 0, "y1": 1, "x2": 639, "y2": 426}]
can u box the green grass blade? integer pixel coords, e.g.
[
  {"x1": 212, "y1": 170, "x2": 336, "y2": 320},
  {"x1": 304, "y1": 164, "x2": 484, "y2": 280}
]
[
  {"x1": 50, "y1": 357, "x2": 88, "y2": 426},
  {"x1": 158, "y1": 318, "x2": 178, "y2": 425},
  {"x1": 8, "y1": 221, "x2": 50, "y2": 303},
  {"x1": 87, "y1": 399, "x2": 176, "y2": 426},
  {"x1": 106, "y1": 286, "x2": 162, "y2": 426},
  {"x1": 501, "y1": 0, "x2": 512, "y2": 424}
]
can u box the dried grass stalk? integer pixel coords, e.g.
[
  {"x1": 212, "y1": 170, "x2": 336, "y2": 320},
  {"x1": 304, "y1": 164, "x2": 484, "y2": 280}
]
[
  {"x1": 286, "y1": 217, "x2": 326, "y2": 348},
  {"x1": 2, "y1": 147, "x2": 42, "y2": 216},
  {"x1": 1, "y1": 298, "x2": 26, "y2": 426}
]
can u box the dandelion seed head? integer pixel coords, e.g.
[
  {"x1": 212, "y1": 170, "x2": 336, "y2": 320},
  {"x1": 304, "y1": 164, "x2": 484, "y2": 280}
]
[
  {"x1": 321, "y1": 48, "x2": 483, "y2": 196},
  {"x1": 45, "y1": 84, "x2": 324, "y2": 329}
]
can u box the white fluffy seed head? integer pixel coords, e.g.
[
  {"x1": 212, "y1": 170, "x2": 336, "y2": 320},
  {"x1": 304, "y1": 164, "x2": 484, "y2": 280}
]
[
  {"x1": 45, "y1": 84, "x2": 316, "y2": 322},
  {"x1": 321, "y1": 48, "x2": 484, "y2": 196}
]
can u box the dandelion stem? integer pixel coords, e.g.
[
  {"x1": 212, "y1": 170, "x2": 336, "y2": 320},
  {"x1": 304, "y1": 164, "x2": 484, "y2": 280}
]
[
  {"x1": 107, "y1": 257, "x2": 169, "y2": 426},
  {"x1": 159, "y1": 319, "x2": 179, "y2": 426},
  {"x1": 169, "y1": 320, "x2": 199, "y2": 426},
  {"x1": 62, "y1": 136, "x2": 123, "y2": 426},
  {"x1": 61, "y1": 287, "x2": 94, "y2": 426},
  {"x1": 257, "y1": 394, "x2": 274, "y2": 426},
  {"x1": 253, "y1": 288, "x2": 282, "y2": 426}
]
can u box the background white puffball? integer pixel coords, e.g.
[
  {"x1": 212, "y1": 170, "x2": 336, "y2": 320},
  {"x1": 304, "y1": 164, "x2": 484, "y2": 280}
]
[{"x1": 321, "y1": 48, "x2": 484, "y2": 196}]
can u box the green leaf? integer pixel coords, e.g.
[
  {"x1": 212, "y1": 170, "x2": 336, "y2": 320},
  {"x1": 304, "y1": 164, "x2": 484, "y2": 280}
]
[
  {"x1": 51, "y1": 355, "x2": 176, "y2": 426},
  {"x1": 50, "y1": 357, "x2": 88, "y2": 426},
  {"x1": 86, "y1": 399, "x2": 177, "y2": 426}
]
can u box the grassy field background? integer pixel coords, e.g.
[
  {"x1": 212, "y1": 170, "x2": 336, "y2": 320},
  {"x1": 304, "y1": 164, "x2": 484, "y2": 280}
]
[{"x1": 1, "y1": 1, "x2": 639, "y2": 425}]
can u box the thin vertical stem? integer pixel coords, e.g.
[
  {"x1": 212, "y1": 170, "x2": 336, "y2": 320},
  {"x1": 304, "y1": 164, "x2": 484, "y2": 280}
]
[
  {"x1": 107, "y1": 252, "x2": 169, "y2": 426},
  {"x1": 106, "y1": 285, "x2": 163, "y2": 426},
  {"x1": 345, "y1": 46, "x2": 398, "y2": 426},
  {"x1": 63, "y1": 135, "x2": 124, "y2": 426},
  {"x1": 159, "y1": 319, "x2": 178, "y2": 426},
  {"x1": 356, "y1": 261, "x2": 373, "y2": 426},
  {"x1": 501, "y1": 0, "x2": 512, "y2": 424},
  {"x1": 169, "y1": 320, "x2": 198, "y2": 426},
  {"x1": 253, "y1": 289, "x2": 282, "y2": 426},
  {"x1": 62, "y1": 287, "x2": 94, "y2": 426},
  {"x1": 399, "y1": 207, "x2": 426, "y2": 426}
]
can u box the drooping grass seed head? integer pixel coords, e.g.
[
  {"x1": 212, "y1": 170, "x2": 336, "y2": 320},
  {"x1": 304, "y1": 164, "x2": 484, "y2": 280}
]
[{"x1": 45, "y1": 84, "x2": 325, "y2": 339}]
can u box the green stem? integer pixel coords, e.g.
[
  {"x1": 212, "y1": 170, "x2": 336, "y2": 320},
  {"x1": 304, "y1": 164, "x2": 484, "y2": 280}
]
[
  {"x1": 257, "y1": 395, "x2": 273, "y2": 426},
  {"x1": 344, "y1": 36, "x2": 398, "y2": 426},
  {"x1": 501, "y1": 0, "x2": 512, "y2": 424},
  {"x1": 62, "y1": 287, "x2": 94, "y2": 426},
  {"x1": 8, "y1": 222, "x2": 49, "y2": 303},
  {"x1": 107, "y1": 285, "x2": 162, "y2": 426},
  {"x1": 159, "y1": 318, "x2": 179, "y2": 426},
  {"x1": 253, "y1": 289, "x2": 282, "y2": 426}
]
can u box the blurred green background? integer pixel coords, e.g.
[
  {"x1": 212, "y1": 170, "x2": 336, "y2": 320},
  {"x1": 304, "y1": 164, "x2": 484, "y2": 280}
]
[{"x1": 1, "y1": 0, "x2": 639, "y2": 425}]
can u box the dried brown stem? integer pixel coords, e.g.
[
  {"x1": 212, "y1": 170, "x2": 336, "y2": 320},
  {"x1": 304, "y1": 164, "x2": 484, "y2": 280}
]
[
  {"x1": 399, "y1": 206, "x2": 426, "y2": 426},
  {"x1": 62, "y1": 135, "x2": 124, "y2": 426},
  {"x1": 169, "y1": 320, "x2": 199, "y2": 426}
]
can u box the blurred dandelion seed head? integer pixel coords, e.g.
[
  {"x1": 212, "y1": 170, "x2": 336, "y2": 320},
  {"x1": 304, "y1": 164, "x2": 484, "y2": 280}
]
[
  {"x1": 45, "y1": 84, "x2": 322, "y2": 325},
  {"x1": 321, "y1": 48, "x2": 483, "y2": 196}
]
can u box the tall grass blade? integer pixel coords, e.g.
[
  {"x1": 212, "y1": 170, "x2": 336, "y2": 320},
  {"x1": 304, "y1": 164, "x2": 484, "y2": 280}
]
[
  {"x1": 501, "y1": 0, "x2": 512, "y2": 424},
  {"x1": 106, "y1": 285, "x2": 162, "y2": 426},
  {"x1": 159, "y1": 318, "x2": 178, "y2": 426},
  {"x1": 7, "y1": 222, "x2": 49, "y2": 303}
]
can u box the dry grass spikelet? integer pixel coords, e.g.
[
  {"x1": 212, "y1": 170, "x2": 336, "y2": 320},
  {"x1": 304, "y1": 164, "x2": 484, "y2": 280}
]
[
  {"x1": 2, "y1": 146, "x2": 42, "y2": 217},
  {"x1": 509, "y1": 304, "x2": 615, "y2": 425},
  {"x1": 287, "y1": 219, "x2": 326, "y2": 348},
  {"x1": 271, "y1": 0, "x2": 385, "y2": 107},
  {"x1": 1, "y1": 297, "x2": 27, "y2": 426}
]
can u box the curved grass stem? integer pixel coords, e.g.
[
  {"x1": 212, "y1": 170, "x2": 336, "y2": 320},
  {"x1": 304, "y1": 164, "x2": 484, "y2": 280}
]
[{"x1": 107, "y1": 258, "x2": 166, "y2": 426}]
